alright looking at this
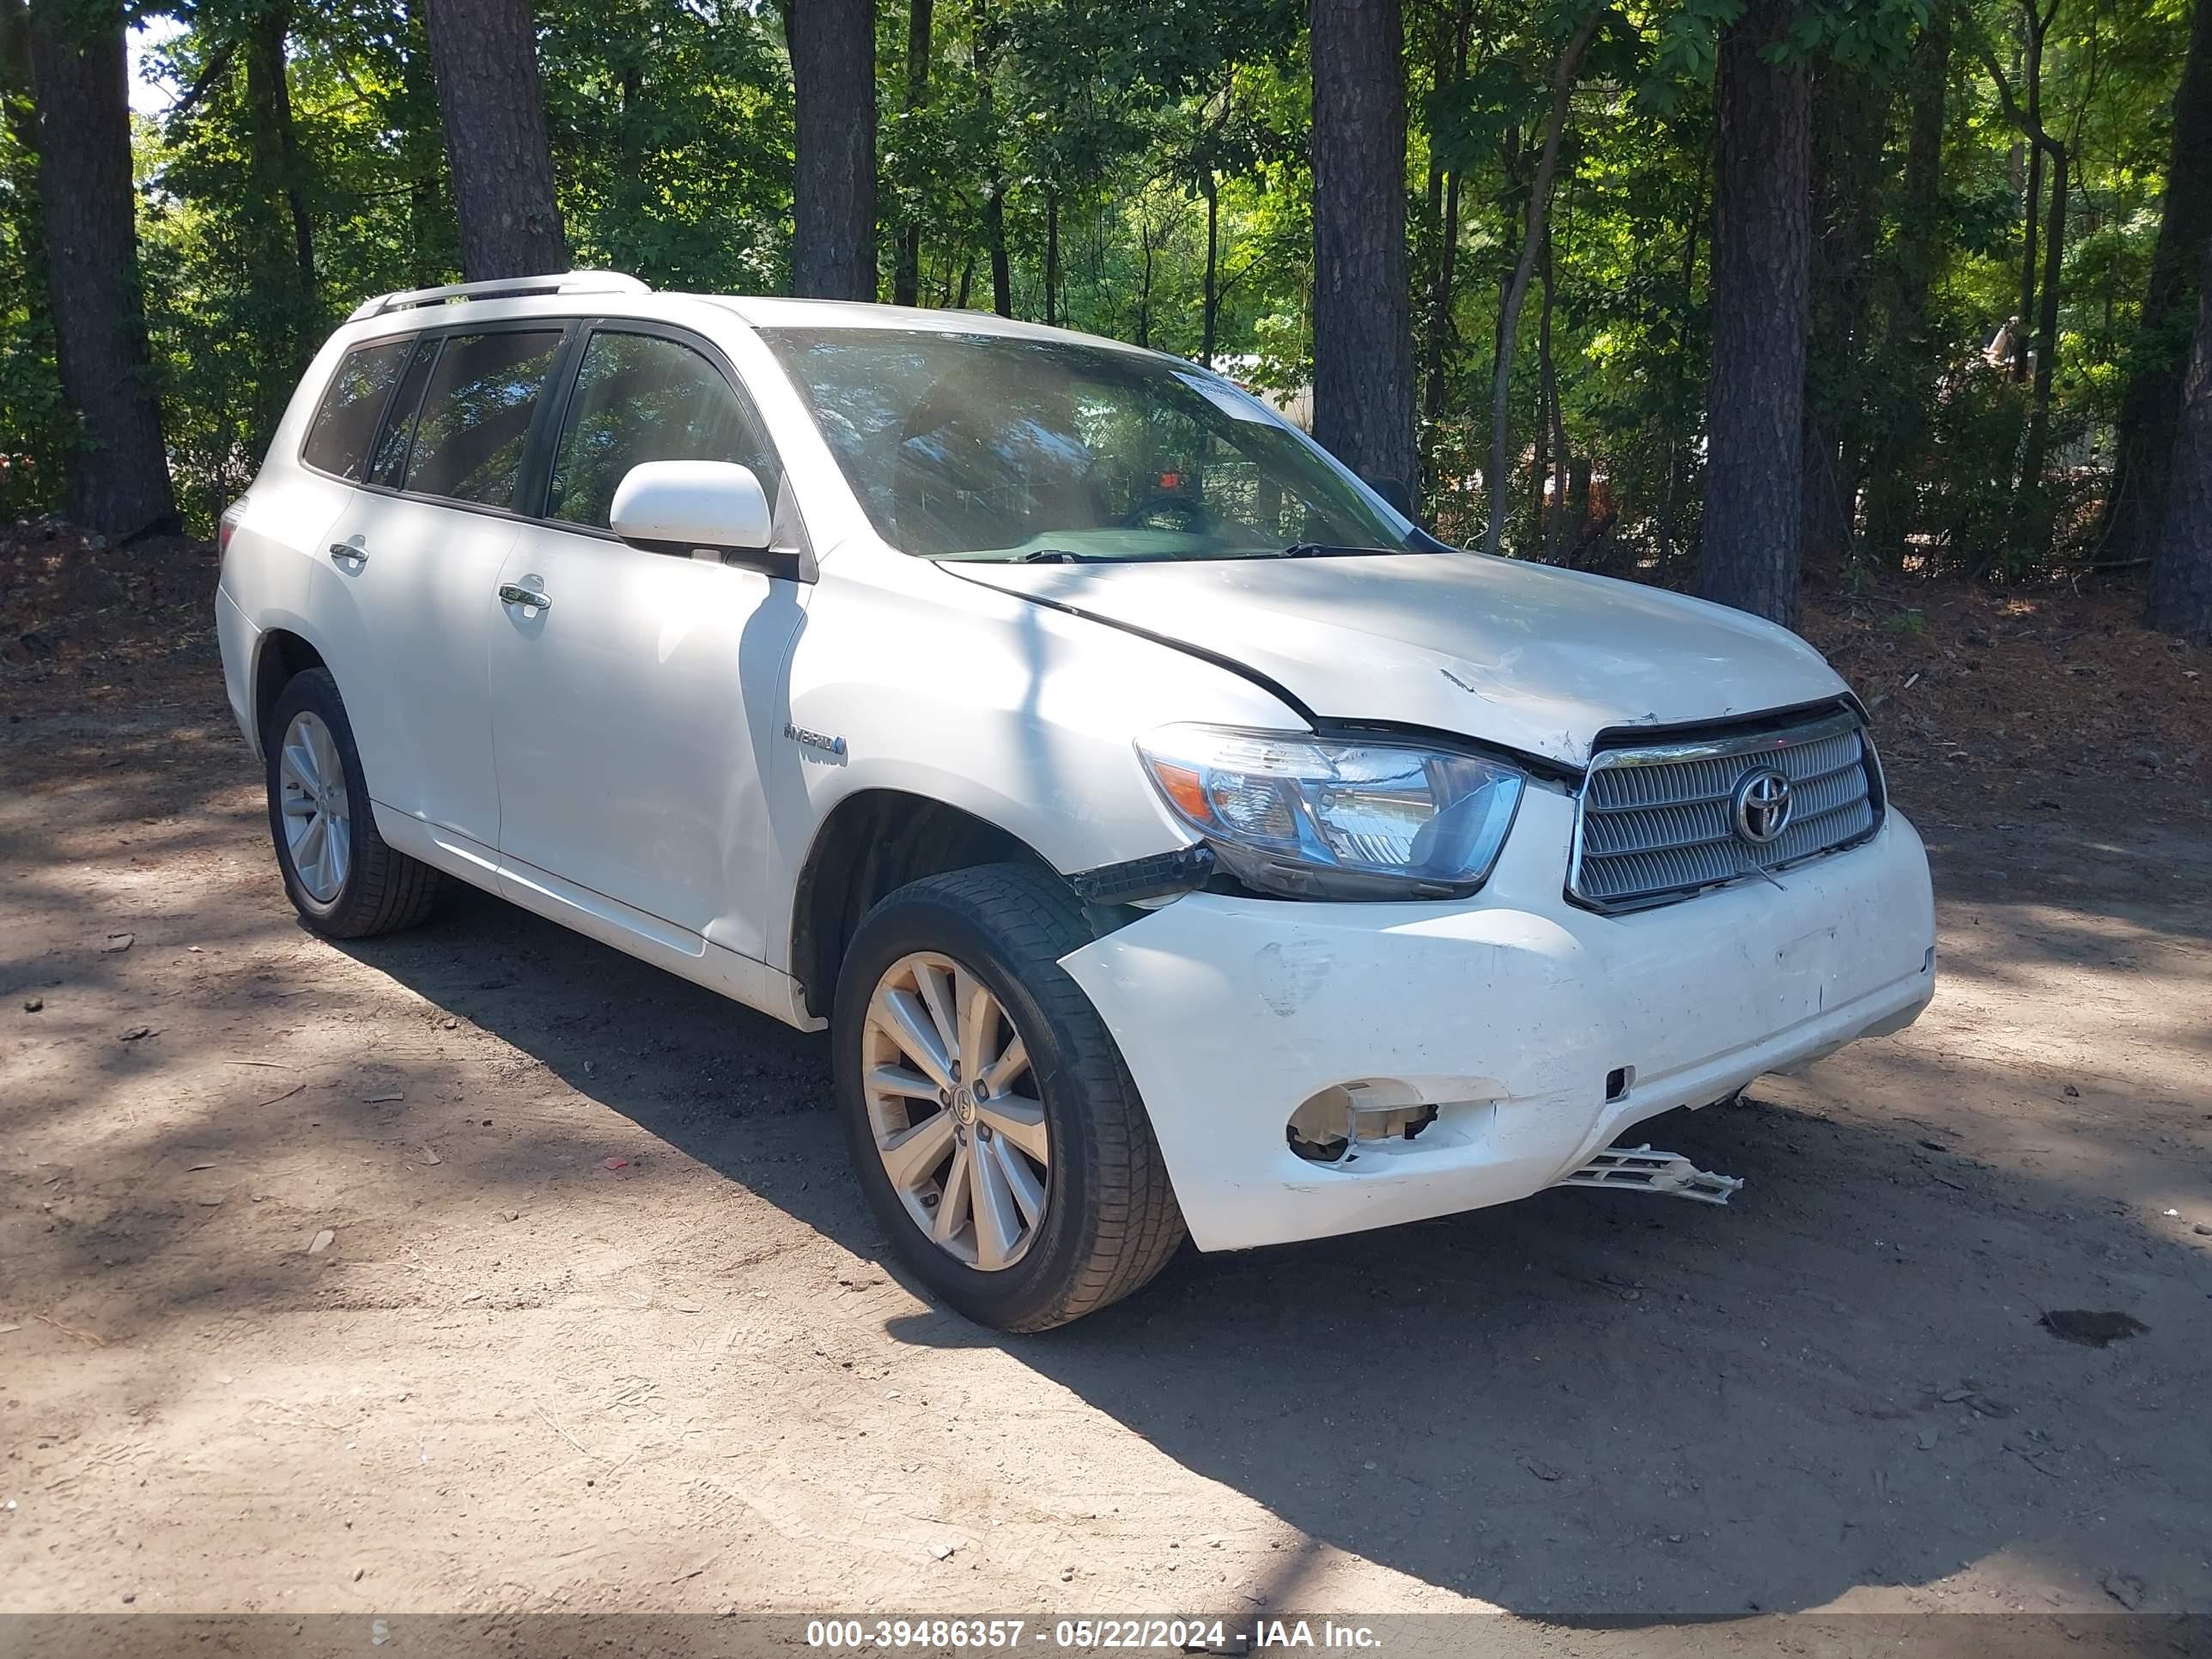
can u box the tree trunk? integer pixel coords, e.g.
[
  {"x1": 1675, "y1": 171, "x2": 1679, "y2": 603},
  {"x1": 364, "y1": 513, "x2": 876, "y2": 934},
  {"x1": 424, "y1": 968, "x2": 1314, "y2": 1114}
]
[
  {"x1": 1696, "y1": 0, "x2": 1812, "y2": 625},
  {"x1": 971, "y1": 0, "x2": 1011, "y2": 316},
  {"x1": 1567, "y1": 454, "x2": 1592, "y2": 552},
  {"x1": 1419, "y1": 0, "x2": 1470, "y2": 478},
  {"x1": 1423, "y1": 163, "x2": 1462, "y2": 425},
  {"x1": 894, "y1": 0, "x2": 932, "y2": 306},
  {"x1": 1200, "y1": 174, "x2": 1218, "y2": 365},
  {"x1": 1310, "y1": 0, "x2": 1413, "y2": 498},
  {"x1": 422, "y1": 0, "x2": 568, "y2": 281},
  {"x1": 2146, "y1": 235, "x2": 2212, "y2": 641},
  {"x1": 1661, "y1": 156, "x2": 1706, "y2": 571},
  {"x1": 1540, "y1": 233, "x2": 1566, "y2": 562},
  {"x1": 2015, "y1": 34, "x2": 2043, "y2": 381},
  {"x1": 243, "y1": 0, "x2": 316, "y2": 375},
  {"x1": 1799, "y1": 62, "x2": 1890, "y2": 574},
  {"x1": 1799, "y1": 417, "x2": 1846, "y2": 577},
  {"x1": 1044, "y1": 188, "x2": 1060, "y2": 327},
  {"x1": 25, "y1": 0, "x2": 174, "y2": 535},
  {"x1": 787, "y1": 0, "x2": 878, "y2": 300},
  {"x1": 2102, "y1": 0, "x2": 2212, "y2": 568},
  {"x1": 1135, "y1": 218, "x2": 1154, "y2": 347},
  {"x1": 395, "y1": 1, "x2": 453, "y2": 288},
  {"x1": 1862, "y1": 19, "x2": 1951, "y2": 565},
  {"x1": 1481, "y1": 12, "x2": 1597, "y2": 555},
  {"x1": 986, "y1": 191, "x2": 1012, "y2": 316},
  {"x1": 2016, "y1": 138, "x2": 2069, "y2": 523}
]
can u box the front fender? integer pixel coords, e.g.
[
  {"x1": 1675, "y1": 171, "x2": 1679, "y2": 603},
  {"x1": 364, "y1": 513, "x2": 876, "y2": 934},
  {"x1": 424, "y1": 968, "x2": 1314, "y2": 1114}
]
[{"x1": 763, "y1": 554, "x2": 1301, "y2": 967}]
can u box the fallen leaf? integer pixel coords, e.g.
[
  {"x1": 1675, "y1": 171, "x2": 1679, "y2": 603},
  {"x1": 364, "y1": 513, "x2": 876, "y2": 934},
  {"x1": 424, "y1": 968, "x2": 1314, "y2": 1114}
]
[
  {"x1": 421, "y1": 1146, "x2": 441, "y2": 1165},
  {"x1": 119, "y1": 1025, "x2": 154, "y2": 1042},
  {"x1": 602, "y1": 1156, "x2": 630, "y2": 1171},
  {"x1": 100, "y1": 933, "x2": 134, "y2": 953},
  {"x1": 308, "y1": 1230, "x2": 335, "y2": 1255}
]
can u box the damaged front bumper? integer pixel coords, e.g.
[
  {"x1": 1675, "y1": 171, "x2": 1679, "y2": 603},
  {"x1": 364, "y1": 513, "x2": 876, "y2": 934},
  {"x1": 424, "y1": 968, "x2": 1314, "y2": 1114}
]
[
  {"x1": 1056, "y1": 787, "x2": 1936, "y2": 1253},
  {"x1": 1554, "y1": 1144, "x2": 1745, "y2": 1204}
]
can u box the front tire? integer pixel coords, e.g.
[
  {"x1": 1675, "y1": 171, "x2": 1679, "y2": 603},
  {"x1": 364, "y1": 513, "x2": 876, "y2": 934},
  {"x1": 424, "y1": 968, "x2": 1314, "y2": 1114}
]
[
  {"x1": 833, "y1": 863, "x2": 1185, "y2": 1332},
  {"x1": 264, "y1": 668, "x2": 441, "y2": 939}
]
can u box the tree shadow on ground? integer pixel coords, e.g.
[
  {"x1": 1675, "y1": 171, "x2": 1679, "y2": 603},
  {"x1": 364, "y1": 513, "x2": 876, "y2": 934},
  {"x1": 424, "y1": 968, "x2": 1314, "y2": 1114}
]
[{"x1": 288, "y1": 875, "x2": 2212, "y2": 1630}]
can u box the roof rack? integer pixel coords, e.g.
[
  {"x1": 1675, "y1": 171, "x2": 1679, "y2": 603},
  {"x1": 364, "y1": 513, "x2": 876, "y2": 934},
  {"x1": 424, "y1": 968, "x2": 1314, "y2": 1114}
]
[{"x1": 347, "y1": 270, "x2": 650, "y2": 323}]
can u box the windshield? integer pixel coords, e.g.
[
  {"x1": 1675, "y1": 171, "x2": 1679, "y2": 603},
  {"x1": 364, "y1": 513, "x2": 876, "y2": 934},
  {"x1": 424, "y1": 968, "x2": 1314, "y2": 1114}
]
[{"x1": 756, "y1": 326, "x2": 1419, "y2": 562}]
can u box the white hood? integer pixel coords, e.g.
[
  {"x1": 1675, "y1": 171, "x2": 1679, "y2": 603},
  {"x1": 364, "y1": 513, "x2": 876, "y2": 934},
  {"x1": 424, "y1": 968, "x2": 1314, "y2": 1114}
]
[{"x1": 948, "y1": 551, "x2": 1852, "y2": 770}]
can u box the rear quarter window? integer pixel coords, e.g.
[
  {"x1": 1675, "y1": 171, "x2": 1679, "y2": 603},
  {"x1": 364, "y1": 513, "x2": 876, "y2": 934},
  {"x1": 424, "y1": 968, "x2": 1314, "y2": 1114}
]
[{"x1": 300, "y1": 338, "x2": 414, "y2": 481}]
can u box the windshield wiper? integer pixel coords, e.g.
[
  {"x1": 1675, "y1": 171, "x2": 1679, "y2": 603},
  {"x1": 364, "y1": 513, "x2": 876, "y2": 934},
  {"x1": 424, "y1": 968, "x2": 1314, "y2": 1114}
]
[
  {"x1": 1015, "y1": 548, "x2": 1115, "y2": 563},
  {"x1": 1275, "y1": 543, "x2": 1403, "y2": 559}
]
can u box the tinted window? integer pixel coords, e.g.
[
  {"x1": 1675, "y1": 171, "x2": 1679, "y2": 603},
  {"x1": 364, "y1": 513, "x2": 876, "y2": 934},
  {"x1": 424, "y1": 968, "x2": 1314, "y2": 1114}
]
[
  {"x1": 402, "y1": 329, "x2": 566, "y2": 509},
  {"x1": 301, "y1": 339, "x2": 412, "y2": 481},
  {"x1": 547, "y1": 331, "x2": 777, "y2": 530},
  {"x1": 368, "y1": 338, "x2": 440, "y2": 489}
]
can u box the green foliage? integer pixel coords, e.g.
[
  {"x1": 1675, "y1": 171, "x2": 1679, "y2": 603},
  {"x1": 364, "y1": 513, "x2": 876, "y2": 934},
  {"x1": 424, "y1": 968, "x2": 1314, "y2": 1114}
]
[
  {"x1": 0, "y1": 110, "x2": 68, "y2": 520},
  {"x1": 540, "y1": 0, "x2": 793, "y2": 291},
  {"x1": 0, "y1": 0, "x2": 2197, "y2": 580}
]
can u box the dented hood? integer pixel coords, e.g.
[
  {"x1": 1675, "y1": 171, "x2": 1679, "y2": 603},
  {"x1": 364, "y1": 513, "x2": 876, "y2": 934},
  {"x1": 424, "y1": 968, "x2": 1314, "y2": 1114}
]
[{"x1": 948, "y1": 551, "x2": 1851, "y2": 769}]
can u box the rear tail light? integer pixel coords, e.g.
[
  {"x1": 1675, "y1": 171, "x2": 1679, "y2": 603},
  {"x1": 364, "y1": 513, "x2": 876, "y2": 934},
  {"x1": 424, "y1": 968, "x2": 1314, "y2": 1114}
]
[{"x1": 218, "y1": 498, "x2": 246, "y2": 560}]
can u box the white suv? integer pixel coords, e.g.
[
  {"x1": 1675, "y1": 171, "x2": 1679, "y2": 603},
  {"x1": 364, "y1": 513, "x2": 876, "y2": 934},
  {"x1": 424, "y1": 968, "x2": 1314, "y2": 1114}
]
[{"x1": 216, "y1": 271, "x2": 1936, "y2": 1330}]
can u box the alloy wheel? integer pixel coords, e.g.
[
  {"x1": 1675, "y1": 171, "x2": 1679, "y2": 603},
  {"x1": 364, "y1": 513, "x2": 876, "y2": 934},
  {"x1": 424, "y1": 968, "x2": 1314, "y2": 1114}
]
[
  {"x1": 862, "y1": 951, "x2": 1048, "y2": 1271},
  {"x1": 277, "y1": 709, "x2": 352, "y2": 904}
]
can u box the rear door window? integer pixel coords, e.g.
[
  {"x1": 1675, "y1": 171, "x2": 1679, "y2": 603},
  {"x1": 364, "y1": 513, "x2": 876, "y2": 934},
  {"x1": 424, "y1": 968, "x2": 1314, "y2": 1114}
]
[
  {"x1": 401, "y1": 329, "x2": 567, "y2": 510},
  {"x1": 301, "y1": 338, "x2": 413, "y2": 481},
  {"x1": 368, "y1": 337, "x2": 440, "y2": 489},
  {"x1": 545, "y1": 331, "x2": 780, "y2": 531}
]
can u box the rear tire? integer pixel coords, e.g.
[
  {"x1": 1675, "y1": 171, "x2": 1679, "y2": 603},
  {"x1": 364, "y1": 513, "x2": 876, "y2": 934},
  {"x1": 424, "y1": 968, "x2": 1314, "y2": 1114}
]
[
  {"x1": 264, "y1": 667, "x2": 442, "y2": 939},
  {"x1": 833, "y1": 863, "x2": 1186, "y2": 1332}
]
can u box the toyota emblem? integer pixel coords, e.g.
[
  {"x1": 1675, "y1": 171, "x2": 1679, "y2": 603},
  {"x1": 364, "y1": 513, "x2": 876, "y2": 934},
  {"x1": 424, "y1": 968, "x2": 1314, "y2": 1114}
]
[{"x1": 1731, "y1": 765, "x2": 1794, "y2": 845}]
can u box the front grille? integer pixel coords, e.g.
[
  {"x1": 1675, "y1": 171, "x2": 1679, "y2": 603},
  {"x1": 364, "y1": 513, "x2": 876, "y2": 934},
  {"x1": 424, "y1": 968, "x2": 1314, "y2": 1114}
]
[{"x1": 1570, "y1": 708, "x2": 1881, "y2": 911}]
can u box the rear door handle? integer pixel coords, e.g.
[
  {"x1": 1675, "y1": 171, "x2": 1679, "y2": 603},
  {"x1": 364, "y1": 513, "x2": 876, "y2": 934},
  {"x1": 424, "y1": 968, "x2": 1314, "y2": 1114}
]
[
  {"x1": 329, "y1": 539, "x2": 368, "y2": 565},
  {"x1": 498, "y1": 581, "x2": 551, "y2": 611}
]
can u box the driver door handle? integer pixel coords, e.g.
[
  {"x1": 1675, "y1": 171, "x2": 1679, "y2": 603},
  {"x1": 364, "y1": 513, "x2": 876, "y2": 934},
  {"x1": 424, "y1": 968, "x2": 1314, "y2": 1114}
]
[
  {"x1": 329, "y1": 540, "x2": 368, "y2": 565},
  {"x1": 498, "y1": 581, "x2": 551, "y2": 611}
]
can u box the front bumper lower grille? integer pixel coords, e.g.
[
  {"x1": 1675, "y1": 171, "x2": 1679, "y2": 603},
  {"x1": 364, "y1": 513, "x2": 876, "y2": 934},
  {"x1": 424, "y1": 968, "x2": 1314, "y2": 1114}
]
[{"x1": 1570, "y1": 708, "x2": 1883, "y2": 911}]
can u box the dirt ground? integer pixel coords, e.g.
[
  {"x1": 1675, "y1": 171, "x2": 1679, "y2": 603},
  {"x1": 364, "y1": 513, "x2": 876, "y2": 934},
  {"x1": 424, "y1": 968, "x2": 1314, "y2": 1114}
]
[{"x1": 3, "y1": 526, "x2": 2211, "y2": 1651}]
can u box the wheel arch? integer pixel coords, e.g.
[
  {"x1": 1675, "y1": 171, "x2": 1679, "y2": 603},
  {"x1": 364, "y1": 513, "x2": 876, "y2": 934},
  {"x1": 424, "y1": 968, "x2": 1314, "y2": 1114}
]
[
  {"x1": 790, "y1": 789, "x2": 1070, "y2": 1020},
  {"x1": 252, "y1": 627, "x2": 331, "y2": 752}
]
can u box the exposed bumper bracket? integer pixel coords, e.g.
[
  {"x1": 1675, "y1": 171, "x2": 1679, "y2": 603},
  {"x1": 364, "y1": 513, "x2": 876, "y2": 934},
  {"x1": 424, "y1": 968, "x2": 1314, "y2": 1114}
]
[
  {"x1": 1066, "y1": 844, "x2": 1216, "y2": 907},
  {"x1": 1553, "y1": 1145, "x2": 1744, "y2": 1205}
]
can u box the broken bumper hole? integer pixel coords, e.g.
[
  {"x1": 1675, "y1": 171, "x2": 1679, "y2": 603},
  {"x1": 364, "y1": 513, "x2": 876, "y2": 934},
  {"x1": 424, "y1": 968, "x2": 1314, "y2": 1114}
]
[{"x1": 1286, "y1": 1081, "x2": 1441, "y2": 1165}]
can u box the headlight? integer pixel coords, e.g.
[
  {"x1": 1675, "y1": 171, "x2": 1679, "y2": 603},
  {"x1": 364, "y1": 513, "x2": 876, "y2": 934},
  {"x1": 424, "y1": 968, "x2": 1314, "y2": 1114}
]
[{"x1": 1135, "y1": 724, "x2": 1524, "y2": 900}]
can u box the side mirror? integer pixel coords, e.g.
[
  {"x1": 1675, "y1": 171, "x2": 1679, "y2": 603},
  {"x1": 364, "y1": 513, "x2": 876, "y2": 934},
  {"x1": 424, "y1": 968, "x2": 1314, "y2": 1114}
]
[{"x1": 611, "y1": 460, "x2": 776, "y2": 563}]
